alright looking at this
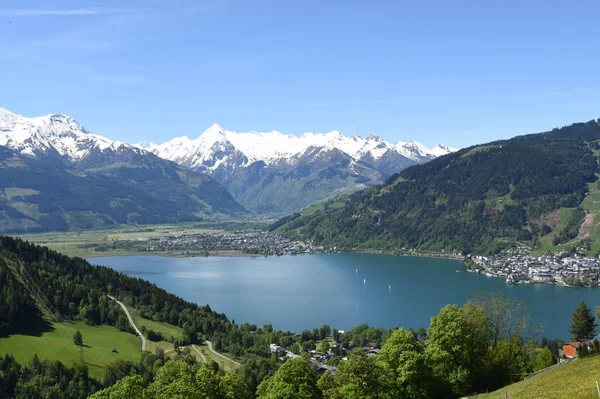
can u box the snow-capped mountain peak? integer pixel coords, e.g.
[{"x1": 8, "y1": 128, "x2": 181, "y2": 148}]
[
  {"x1": 0, "y1": 108, "x2": 134, "y2": 161},
  {"x1": 430, "y1": 144, "x2": 459, "y2": 157},
  {"x1": 0, "y1": 107, "x2": 459, "y2": 198},
  {"x1": 144, "y1": 124, "x2": 458, "y2": 174}
]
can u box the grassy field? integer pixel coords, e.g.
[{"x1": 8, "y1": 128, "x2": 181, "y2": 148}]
[
  {"x1": 189, "y1": 344, "x2": 241, "y2": 373},
  {"x1": 129, "y1": 308, "x2": 183, "y2": 342},
  {"x1": 128, "y1": 308, "x2": 241, "y2": 373},
  {"x1": 16, "y1": 223, "x2": 229, "y2": 258},
  {"x1": 535, "y1": 207, "x2": 581, "y2": 254},
  {"x1": 473, "y1": 355, "x2": 600, "y2": 399},
  {"x1": 0, "y1": 321, "x2": 141, "y2": 379}
]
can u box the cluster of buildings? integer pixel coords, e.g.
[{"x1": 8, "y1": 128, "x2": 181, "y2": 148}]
[
  {"x1": 270, "y1": 344, "x2": 338, "y2": 375},
  {"x1": 118, "y1": 231, "x2": 325, "y2": 256},
  {"x1": 468, "y1": 252, "x2": 600, "y2": 287}
]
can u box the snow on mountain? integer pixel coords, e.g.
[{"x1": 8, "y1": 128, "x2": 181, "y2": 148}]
[
  {"x1": 141, "y1": 124, "x2": 457, "y2": 172},
  {"x1": 0, "y1": 107, "x2": 138, "y2": 161},
  {"x1": 0, "y1": 106, "x2": 457, "y2": 179},
  {"x1": 430, "y1": 144, "x2": 459, "y2": 157}
]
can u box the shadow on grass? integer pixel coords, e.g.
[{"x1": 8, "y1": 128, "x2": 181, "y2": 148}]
[{"x1": 0, "y1": 313, "x2": 53, "y2": 338}]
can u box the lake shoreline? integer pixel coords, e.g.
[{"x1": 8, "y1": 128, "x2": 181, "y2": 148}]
[
  {"x1": 84, "y1": 249, "x2": 264, "y2": 259},
  {"x1": 84, "y1": 247, "x2": 465, "y2": 262}
]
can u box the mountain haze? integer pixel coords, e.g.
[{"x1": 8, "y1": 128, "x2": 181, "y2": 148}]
[{"x1": 139, "y1": 124, "x2": 457, "y2": 213}]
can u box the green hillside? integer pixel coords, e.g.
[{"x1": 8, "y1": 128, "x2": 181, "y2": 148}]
[
  {"x1": 272, "y1": 120, "x2": 600, "y2": 255},
  {"x1": 473, "y1": 355, "x2": 600, "y2": 399},
  {"x1": 0, "y1": 321, "x2": 141, "y2": 379},
  {"x1": 0, "y1": 146, "x2": 246, "y2": 233}
]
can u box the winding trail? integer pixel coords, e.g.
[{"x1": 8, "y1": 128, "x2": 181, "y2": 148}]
[
  {"x1": 205, "y1": 340, "x2": 243, "y2": 367},
  {"x1": 191, "y1": 345, "x2": 208, "y2": 363},
  {"x1": 107, "y1": 295, "x2": 147, "y2": 351}
]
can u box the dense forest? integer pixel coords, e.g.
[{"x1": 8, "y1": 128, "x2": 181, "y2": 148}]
[{"x1": 272, "y1": 120, "x2": 600, "y2": 254}]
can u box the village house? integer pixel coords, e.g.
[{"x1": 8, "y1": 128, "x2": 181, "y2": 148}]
[{"x1": 561, "y1": 342, "x2": 581, "y2": 358}]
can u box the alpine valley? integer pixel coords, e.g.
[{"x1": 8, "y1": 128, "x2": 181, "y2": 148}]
[
  {"x1": 136, "y1": 124, "x2": 456, "y2": 213},
  {"x1": 0, "y1": 108, "x2": 245, "y2": 232},
  {"x1": 0, "y1": 107, "x2": 456, "y2": 231}
]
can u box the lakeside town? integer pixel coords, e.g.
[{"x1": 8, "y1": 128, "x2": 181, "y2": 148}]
[
  {"x1": 467, "y1": 249, "x2": 600, "y2": 287},
  {"x1": 94, "y1": 230, "x2": 326, "y2": 256}
]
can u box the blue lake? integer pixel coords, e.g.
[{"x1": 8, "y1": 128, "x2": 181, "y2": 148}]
[{"x1": 91, "y1": 253, "x2": 599, "y2": 339}]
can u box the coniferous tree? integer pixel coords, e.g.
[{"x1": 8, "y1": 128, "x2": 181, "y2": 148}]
[
  {"x1": 73, "y1": 330, "x2": 83, "y2": 346},
  {"x1": 570, "y1": 301, "x2": 597, "y2": 341}
]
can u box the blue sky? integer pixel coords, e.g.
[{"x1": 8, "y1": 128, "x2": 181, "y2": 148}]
[{"x1": 1, "y1": 0, "x2": 599, "y2": 148}]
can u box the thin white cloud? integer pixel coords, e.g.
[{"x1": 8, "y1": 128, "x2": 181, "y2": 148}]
[{"x1": 0, "y1": 8, "x2": 146, "y2": 17}]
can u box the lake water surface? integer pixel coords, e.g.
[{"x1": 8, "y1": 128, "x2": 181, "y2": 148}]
[{"x1": 91, "y1": 253, "x2": 599, "y2": 339}]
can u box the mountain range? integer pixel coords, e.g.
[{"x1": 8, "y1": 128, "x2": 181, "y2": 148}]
[
  {"x1": 0, "y1": 107, "x2": 456, "y2": 222},
  {"x1": 136, "y1": 124, "x2": 456, "y2": 213},
  {"x1": 272, "y1": 119, "x2": 600, "y2": 254},
  {"x1": 0, "y1": 108, "x2": 245, "y2": 232}
]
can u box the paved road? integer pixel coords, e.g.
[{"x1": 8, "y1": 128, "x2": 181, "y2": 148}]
[
  {"x1": 107, "y1": 295, "x2": 147, "y2": 351},
  {"x1": 205, "y1": 340, "x2": 243, "y2": 367}
]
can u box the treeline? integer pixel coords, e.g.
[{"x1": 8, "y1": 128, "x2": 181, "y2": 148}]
[
  {"x1": 0, "y1": 236, "x2": 232, "y2": 343},
  {"x1": 92, "y1": 292, "x2": 562, "y2": 399},
  {"x1": 0, "y1": 346, "x2": 201, "y2": 398},
  {"x1": 0, "y1": 354, "x2": 100, "y2": 399},
  {"x1": 272, "y1": 120, "x2": 600, "y2": 254}
]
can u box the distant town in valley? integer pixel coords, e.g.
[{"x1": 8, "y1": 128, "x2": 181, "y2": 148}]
[{"x1": 88, "y1": 229, "x2": 325, "y2": 257}]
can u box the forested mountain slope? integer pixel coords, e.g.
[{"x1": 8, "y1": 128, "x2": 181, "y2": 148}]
[
  {"x1": 0, "y1": 146, "x2": 245, "y2": 233},
  {"x1": 272, "y1": 120, "x2": 600, "y2": 254},
  {"x1": 0, "y1": 108, "x2": 247, "y2": 232}
]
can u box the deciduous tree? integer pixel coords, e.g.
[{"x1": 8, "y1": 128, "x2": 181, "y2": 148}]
[{"x1": 256, "y1": 358, "x2": 321, "y2": 399}]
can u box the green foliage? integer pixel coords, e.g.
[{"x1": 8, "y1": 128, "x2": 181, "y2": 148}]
[
  {"x1": 317, "y1": 340, "x2": 330, "y2": 354},
  {"x1": 274, "y1": 120, "x2": 600, "y2": 254},
  {"x1": 89, "y1": 375, "x2": 147, "y2": 399},
  {"x1": 335, "y1": 323, "x2": 388, "y2": 349},
  {"x1": 375, "y1": 328, "x2": 432, "y2": 399},
  {"x1": 570, "y1": 301, "x2": 597, "y2": 341},
  {"x1": 0, "y1": 353, "x2": 101, "y2": 399},
  {"x1": 318, "y1": 325, "x2": 331, "y2": 340},
  {"x1": 327, "y1": 351, "x2": 393, "y2": 399},
  {"x1": 426, "y1": 303, "x2": 489, "y2": 397},
  {"x1": 256, "y1": 358, "x2": 322, "y2": 399},
  {"x1": 91, "y1": 360, "x2": 251, "y2": 399},
  {"x1": 552, "y1": 207, "x2": 586, "y2": 245},
  {"x1": 533, "y1": 348, "x2": 554, "y2": 371},
  {"x1": 115, "y1": 315, "x2": 133, "y2": 333}
]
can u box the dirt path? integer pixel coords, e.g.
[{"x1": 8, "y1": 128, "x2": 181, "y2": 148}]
[
  {"x1": 107, "y1": 295, "x2": 147, "y2": 351},
  {"x1": 191, "y1": 345, "x2": 208, "y2": 363},
  {"x1": 205, "y1": 340, "x2": 242, "y2": 367}
]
